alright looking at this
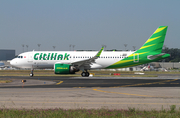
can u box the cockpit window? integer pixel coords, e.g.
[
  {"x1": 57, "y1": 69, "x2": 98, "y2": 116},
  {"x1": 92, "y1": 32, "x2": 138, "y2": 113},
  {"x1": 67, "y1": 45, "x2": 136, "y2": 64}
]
[{"x1": 16, "y1": 56, "x2": 23, "y2": 58}]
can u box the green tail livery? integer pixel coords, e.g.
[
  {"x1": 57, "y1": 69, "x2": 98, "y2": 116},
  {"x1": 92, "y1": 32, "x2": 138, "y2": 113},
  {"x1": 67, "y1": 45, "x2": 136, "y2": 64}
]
[{"x1": 106, "y1": 26, "x2": 170, "y2": 69}]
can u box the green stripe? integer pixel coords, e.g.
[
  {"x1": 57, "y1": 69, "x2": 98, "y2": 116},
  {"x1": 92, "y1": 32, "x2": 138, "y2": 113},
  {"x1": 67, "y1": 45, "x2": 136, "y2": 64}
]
[{"x1": 106, "y1": 26, "x2": 169, "y2": 69}]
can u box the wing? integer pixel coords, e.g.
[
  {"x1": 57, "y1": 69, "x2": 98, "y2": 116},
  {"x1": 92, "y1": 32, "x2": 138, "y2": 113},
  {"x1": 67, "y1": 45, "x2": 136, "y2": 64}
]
[{"x1": 71, "y1": 47, "x2": 104, "y2": 69}]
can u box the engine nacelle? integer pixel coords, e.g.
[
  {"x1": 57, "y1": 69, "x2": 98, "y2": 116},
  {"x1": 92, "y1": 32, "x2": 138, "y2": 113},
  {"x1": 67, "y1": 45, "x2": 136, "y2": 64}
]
[{"x1": 54, "y1": 63, "x2": 79, "y2": 74}]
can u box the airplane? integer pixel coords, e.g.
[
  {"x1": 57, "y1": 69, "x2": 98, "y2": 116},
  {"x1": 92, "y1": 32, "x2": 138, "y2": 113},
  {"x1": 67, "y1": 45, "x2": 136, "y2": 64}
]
[{"x1": 10, "y1": 26, "x2": 170, "y2": 77}]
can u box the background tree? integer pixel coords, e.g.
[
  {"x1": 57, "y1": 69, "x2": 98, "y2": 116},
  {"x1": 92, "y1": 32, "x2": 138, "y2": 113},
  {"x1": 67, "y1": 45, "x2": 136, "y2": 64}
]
[{"x1": 161, "y1": 47, "x2": 180, "y2": 62}]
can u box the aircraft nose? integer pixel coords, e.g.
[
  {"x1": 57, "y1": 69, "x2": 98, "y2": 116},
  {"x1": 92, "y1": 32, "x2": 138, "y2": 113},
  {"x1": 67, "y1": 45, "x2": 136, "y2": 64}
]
[{"x1": 10, "y1": 59, "x2": 16, "y2": 66}]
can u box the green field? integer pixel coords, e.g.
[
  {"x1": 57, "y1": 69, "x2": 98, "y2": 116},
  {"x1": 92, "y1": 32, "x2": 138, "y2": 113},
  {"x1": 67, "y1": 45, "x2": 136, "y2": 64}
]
[{"x1": 0, "y1": 106, "x2": 180, "y2": 118}]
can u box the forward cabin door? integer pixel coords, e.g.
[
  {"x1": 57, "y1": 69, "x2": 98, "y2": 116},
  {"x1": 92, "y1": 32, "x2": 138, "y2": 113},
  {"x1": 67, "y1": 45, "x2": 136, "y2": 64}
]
[{"x1": 28, "y1": 53, "x2": 33, "y2": 62}]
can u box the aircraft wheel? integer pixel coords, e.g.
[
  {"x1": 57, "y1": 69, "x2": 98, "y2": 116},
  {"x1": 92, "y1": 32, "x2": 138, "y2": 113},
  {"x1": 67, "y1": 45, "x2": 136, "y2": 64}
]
[
  {"x1": 81, "y1": 72, "x2": 90, "y2": 77},
  {"x1": 30, "y1": 73, "x2": 34, "y2": 77},
  {"x1": 81, "y1": 72, "x2": 86, "y2": 77},
  {"x1": 85, "y1": 72, "x2": 89, "y2": 77}
]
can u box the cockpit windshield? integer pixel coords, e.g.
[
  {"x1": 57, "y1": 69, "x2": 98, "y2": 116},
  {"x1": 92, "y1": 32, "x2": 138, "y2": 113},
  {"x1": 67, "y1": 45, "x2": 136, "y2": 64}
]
[{"x1": 16, "y1": 56, "x2": 23, "y2": 58}]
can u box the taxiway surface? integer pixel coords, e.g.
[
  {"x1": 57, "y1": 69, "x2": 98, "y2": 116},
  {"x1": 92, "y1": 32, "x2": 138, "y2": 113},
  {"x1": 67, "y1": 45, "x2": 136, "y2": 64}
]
[
  {"x1": 0, "y1": 76, "x2": 180, "y2": 110},
  {"x1": 0, "y1": 76, "x2": 180, "y2": 88}
]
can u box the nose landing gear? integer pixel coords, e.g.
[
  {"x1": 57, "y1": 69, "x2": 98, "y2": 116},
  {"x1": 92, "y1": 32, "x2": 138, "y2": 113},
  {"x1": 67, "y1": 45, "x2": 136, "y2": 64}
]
[{"x1": 30, "y1": 68, "x2": 34, "y2": 77}]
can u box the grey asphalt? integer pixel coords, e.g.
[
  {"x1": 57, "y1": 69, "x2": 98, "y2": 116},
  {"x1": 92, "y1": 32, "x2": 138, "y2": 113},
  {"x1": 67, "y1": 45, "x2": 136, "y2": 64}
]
[
  {"x1": 0, "y1": 76, "x2": 180, "y2": 110},
  {"x1": 0, "y1": 79, "x2": 56, "y2": 87}
]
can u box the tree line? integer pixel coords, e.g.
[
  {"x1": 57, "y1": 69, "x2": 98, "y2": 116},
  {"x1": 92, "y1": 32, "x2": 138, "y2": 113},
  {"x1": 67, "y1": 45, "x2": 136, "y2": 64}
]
[{"x1": 161, "y1": 47, "x2": 180, "y2": 62}]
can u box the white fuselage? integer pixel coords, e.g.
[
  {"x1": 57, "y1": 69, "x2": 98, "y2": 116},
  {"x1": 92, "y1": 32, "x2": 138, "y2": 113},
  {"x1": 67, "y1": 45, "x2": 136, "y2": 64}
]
[{"x1": 10, "y1": 50, "x2": 134, "y2": 70}]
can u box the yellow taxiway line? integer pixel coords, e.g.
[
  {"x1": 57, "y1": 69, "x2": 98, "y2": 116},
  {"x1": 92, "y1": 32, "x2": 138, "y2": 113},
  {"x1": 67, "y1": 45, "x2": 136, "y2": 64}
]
[{"x1": 56, "y1": 81, "x2": 63, "y2": 85}]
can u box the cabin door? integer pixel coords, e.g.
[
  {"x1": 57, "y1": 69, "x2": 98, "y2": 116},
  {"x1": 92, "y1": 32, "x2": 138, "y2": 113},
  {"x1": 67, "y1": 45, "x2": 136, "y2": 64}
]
[
  {"x1": 28, "y1": 53, "x2": 33, "y2": 62},
  {"x1": 133, "y1": 53, "x2": 139, "y2": 62}
]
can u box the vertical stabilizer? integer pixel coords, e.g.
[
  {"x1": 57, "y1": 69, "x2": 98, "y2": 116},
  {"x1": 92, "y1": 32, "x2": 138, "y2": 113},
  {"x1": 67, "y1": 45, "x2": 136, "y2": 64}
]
[
  {"x1": 106, "y1": 26, "x2": 169, "y2": 69},
  {"x1": 136, "y1": 26, "x2": 168, "y2": 53}
]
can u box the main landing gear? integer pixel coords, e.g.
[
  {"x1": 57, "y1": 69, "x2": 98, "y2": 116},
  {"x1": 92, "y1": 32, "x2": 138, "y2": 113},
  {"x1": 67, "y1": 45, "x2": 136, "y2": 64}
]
[
  {"x1": 81, "y1": 70, "x2": 90, "y2": 77},
  {"x1": 30, "y1": 68, "x2": 34, "y2": 77}
]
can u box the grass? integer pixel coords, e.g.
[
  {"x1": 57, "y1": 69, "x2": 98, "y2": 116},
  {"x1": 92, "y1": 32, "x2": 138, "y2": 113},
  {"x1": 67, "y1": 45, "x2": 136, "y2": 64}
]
[
  {"x1": 0, "y1": 80, "x2": 12, "y2": 83},
  {"x1": 0, "y1": 70, "x2": 179, "y2": 77},
  {"x1": 0, "y1": 107, "x2": 180, "y2": 118}
]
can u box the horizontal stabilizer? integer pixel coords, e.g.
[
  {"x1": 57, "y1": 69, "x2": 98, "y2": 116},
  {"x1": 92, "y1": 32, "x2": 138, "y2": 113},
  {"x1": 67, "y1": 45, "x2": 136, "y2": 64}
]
[{"x1": 147, "y1": 53, "x2": 166, "y2": 60}]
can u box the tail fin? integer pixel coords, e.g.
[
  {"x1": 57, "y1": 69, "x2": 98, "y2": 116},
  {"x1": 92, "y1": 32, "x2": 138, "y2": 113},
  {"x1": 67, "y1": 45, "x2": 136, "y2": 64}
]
[{"x1": 136, "y1": 26, "x2": 168, "y2": 53}]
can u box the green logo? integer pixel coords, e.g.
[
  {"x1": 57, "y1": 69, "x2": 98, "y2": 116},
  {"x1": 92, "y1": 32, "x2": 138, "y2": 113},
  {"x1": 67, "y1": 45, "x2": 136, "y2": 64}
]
[{"x1": 34, "y1": 53, "x2": 70, "y2": 60}]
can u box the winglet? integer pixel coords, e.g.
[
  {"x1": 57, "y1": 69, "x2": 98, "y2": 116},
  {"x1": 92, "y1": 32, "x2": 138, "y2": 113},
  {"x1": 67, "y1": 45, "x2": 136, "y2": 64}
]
[{"x1": 96, "y1": 47, "x2": 104, "y2": 57}]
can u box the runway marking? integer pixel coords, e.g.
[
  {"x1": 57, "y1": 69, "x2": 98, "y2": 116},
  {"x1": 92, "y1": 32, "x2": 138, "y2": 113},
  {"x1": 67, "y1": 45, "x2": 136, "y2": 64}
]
[
  {"x1": 73, "y1": 87, "x2": 85, "y2": 88},
  {"x1": 56, "y1": 81, "x2": 63, "y2": 85},
  {"x1": 1, "y1": 101, "x2": 180, "y2": 105},
  {"x1": 93, "y1": 79, "x2": 179, "y2": 98},
  {"x1": 93, "y1": 89, "x2": 154, "y2": 97}
]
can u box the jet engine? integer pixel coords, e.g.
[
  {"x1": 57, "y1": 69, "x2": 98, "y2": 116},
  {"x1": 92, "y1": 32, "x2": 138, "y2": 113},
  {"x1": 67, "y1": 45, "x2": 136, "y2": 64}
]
[{"x1": 54, "y1": 63, "x2": 79, "y2": 74}]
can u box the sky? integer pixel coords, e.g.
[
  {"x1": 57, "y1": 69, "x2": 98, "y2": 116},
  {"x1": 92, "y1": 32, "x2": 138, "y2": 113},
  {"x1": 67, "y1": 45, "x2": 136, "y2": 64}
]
[{"x1": 0, "y1": 0, "x2": 180, "y2": 55}]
